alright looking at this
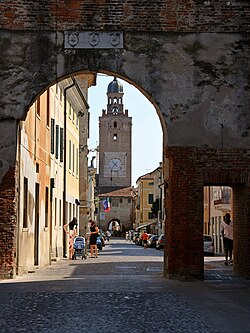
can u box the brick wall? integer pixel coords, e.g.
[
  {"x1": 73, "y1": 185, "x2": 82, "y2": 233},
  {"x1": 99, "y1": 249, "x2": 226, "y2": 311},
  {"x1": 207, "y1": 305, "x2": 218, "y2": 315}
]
[
  {"x1": 164, "y1": 146, "x2": 250, "y2": 280},
  {"x1": 233, "y1": 184, "x2": 250, "y2": 278},
  {"x1": 0, "y1": 1, "x2": 249, "y2": 32},
  {"x1": 0, "y1": 167, "x2": 17, "y2": 279}
]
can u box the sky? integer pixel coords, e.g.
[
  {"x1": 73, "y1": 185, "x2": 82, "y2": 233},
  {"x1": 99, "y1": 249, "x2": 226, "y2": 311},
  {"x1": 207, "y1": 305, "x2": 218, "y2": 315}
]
[{"x1": 87, "y1": 73, "x2": 163, "y2": 186}]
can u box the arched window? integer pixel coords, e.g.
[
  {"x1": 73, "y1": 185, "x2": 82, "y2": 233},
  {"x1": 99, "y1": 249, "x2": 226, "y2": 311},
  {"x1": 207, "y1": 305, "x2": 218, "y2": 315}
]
[
  {"x1": 113, "y1": 133, "x2": 117, "y2": 141},
  {"x1": 114, "y1": 97, "x2": 118, "y2": 104},
  {"x1": 114, "y1": 121, "x2": 117, "y2": 128}
]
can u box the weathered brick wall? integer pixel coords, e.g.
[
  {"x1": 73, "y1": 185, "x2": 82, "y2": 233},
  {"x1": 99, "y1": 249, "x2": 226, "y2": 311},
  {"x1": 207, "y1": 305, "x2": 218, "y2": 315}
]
[
  {"x1": 0, "y1": 167, "x2": 17, "y2": 279},
  {"x1": 164, "y1": 146, "x2": 250, "y2": 280},
  {"x1": 0, "y1": 0, "x2": 249, "y2": 32},
  {"x1": 233, "y1": 184, "x2": 250, "y2": 278}
]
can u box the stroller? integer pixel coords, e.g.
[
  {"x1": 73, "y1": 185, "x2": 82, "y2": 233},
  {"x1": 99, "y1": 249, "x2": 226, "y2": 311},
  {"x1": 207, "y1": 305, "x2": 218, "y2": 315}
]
[{"x1": 72, "y1": 236, "x2": 87, "y2": 260}]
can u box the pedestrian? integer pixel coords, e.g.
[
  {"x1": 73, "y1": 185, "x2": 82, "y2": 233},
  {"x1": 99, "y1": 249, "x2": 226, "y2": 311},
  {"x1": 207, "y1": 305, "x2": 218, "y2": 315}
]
[
  {"x1": 106, "y1": 230, "x2": 111, "y2": 241},
  {"x1": 141, "y1": 231, "x2": 149, "y2": 249},
  {"x1": 125, "y1": 231, "x2": 129, "y2": 241},
  {"x1": 89, "y1": 220, "x2": 99, "y2": 258},
  {"x1": 221, "y1": 212, "x2": 233, "y2": 266},
  {"x1": 63, "y1": 217, "x2": 78, "y2": 260}
]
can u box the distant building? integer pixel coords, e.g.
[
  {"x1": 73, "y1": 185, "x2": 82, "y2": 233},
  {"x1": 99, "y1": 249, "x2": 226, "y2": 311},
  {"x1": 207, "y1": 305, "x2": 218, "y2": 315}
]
[
  {"x1": 135, "y1": 172, "x2": 155, "y2": 233},
  {"x1": 98, "y1": 187, "x2": 134, "y2": 235},
  {"x1": 95, "y1": 77, "x2": 133, "y2": 234},
  {"x1": 134, "y1": 164, "x2": 164, "y2": 235},
  {"x1": 97, "y1": 77, "x2": 132, "y2": 194}
]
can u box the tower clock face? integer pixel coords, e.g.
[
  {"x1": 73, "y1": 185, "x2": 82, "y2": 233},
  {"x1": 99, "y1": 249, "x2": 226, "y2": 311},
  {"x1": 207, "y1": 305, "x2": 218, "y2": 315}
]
[{"x1": 109, "y1": 158, "x2": 122, "y2": 171}]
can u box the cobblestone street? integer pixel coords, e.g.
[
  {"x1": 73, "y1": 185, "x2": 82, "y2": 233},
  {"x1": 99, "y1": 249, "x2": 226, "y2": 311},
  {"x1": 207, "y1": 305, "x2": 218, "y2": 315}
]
[{"x1": 0, "y1": 239, "x2": 250, "y2": 333}]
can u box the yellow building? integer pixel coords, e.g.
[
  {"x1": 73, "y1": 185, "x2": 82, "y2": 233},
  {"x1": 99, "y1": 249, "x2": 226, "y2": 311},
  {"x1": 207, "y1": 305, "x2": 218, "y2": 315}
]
[
  {"x1": 17, "y1": 88, "x2": 52, "y2": 274},
  {"x1": 17, "y1": 75, "x2": 94, "y2": 273},
  {"x1": 135, "y1": 172, "x2": 155, "y2": 232},
  {"x1": 51, "y1": 77, "x2": 93, "y2": 259}
]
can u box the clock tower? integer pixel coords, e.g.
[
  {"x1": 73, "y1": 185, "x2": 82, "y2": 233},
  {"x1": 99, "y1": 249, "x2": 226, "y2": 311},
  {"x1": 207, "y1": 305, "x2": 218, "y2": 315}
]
[{"x1": 98, "y1": 77, "x2": 132, "y2": 194}]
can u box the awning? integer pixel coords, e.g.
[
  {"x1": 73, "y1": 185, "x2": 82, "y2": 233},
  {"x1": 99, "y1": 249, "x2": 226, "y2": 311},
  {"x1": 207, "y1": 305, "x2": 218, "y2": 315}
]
[{"x1": 136, "y1": 221, "x2": 157, "y2": 231}]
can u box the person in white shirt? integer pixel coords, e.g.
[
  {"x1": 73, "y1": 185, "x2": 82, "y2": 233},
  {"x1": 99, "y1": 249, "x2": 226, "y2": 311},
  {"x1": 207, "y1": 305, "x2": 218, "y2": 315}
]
[{"x1": 221, "y1": 213, "x2": 233, "y2": 266}]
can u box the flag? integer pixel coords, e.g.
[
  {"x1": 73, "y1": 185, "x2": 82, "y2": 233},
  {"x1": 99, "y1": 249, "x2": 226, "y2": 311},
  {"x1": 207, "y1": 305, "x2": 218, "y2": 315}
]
[{"x1": 102, "y1": 197, "x2": 111, "y2": 213}]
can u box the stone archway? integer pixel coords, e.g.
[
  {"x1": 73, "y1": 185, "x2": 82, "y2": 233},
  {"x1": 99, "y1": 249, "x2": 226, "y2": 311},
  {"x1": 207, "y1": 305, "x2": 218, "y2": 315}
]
[
  {"x1": 108, "y1": 219, "x2": 122, "y2": 237},
  {"x1": 0, "y1": 30, "x2": 249, "y2": 280}
]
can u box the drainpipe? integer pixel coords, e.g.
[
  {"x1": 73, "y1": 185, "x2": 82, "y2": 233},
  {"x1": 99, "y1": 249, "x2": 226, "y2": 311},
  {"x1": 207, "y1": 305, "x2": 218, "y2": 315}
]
[
  {"x1": 16, "y1": 121, "x2": 22, "y2": 276},
  {"x1": 63, "y1": 79, "x2": 75, "y2": 257}
]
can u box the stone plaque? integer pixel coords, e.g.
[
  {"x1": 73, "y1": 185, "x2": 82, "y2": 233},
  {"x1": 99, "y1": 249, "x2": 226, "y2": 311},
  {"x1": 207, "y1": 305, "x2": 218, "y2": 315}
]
[{"x1": 64, "y1": 31, "x2": 124, "y2": 49}]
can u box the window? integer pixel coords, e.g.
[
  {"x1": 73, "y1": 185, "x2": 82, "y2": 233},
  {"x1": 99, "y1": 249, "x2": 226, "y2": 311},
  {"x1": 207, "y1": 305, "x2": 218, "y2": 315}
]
[
  {"x1": 113, "y1": 133, "x2": 117, "y2": 141},
  {"x1": 45, "y1": 187, "x2": 49, "y2": 228},
  {"x1": 148, "y1": 194, "x2": 154, "y2": 204},
  {"x1": 76, "y1": 148, "x2": 79, "y2": 176},
  {"x1": 148, "y1": 212, "x2": 153, "y2": 219},
  {"x1": 148, "y1": 182, "x2": 154, "y2": 186},
  {"x1": 112, "y1": 198, "x2": 119, "y2": 207},
  {"x1": 120, "y1": 198, "x2": 123, "y2": 203},
  {"x1": 51, "y1": 118, "x2": 55, "y2": 154},
  {"x1": 69, "y1": 103, "x2": 72, "y2": 119},
  {"x1": 55, "y1": 197, "x2": 57, "y2": 226},
  {"x1": 66, "y1": 100, "x2": 70, "y2": 116},
  {"x1": 128, "y1": 198, "x2": 131, "y2": 203},
  {"x1": 46, "y1": 88, "x2": 50, "y2": 127},
  {"x1": 59, "y1": 87, "x2": 63, "y2": 102},
  {"x1": 55, "y1": 125, "x2": 59, "y2": 159},
  {"x1": 69, "y1": 140, "x2": 71, "y2": 170},
  {"x1": 60, "y1": 127, "x2": 64, "y2": 162},
  {"x1": 36, "y1": 96, "x2": 40, "y2": 117},
  {"x1": 114, "y1": 121, "x2": 117, "y2": 128},
  {"x1": 72, "y1": 143, "x2": 75, "y2": 173},
  {"x1": 23, "y1": 177, "x2": 28, "y2": 228}
]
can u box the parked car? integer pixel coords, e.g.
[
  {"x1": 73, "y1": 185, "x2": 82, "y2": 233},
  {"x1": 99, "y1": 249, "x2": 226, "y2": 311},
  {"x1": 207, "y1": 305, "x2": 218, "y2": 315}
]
[
  {"x1": 134, "y1": 233, "x2": 141, "y2": 245},
  {"x1": 133, "y1": 233, "x2": 140, "y2": 243},
  {"x1": 147, "y1": 235, "x2": 159, "y2": 248},
  {"x1": 156, "y1": 234, "x2": 165, "y2": 250},
  {"x1": 203, "y1": 234, "x2": 214, "y2": 256}
]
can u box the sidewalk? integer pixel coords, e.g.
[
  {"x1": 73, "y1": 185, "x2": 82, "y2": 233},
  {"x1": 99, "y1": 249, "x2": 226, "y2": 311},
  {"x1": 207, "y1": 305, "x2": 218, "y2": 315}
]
[{"x1": 0, "y1": 239, "x2": 249, "y2": 333}]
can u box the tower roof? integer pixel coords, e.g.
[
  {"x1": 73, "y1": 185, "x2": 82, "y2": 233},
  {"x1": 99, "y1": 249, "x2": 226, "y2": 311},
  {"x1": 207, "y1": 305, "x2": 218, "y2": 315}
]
[{"x1": 107, "y1": 77, "x2": 123, "y2": 93}]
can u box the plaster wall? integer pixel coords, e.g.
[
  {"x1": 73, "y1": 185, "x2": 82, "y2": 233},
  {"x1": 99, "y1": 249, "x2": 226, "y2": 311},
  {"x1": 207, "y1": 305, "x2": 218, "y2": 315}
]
[{"x1": 0, "y1": 32, "x2": 249, "y2": 177}]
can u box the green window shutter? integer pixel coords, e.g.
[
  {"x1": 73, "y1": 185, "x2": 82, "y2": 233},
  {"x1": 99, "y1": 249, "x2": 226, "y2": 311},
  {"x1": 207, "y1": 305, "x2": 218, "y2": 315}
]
[
  {"x1": 55, "y1": 125, "x2": 59, "y2": 159},
  {"x1": 51, "y1": 118, "x2": 55, "y2": 154},
  {"x1": 60, "y1": 127, "x2": 64, "y2": 162}
]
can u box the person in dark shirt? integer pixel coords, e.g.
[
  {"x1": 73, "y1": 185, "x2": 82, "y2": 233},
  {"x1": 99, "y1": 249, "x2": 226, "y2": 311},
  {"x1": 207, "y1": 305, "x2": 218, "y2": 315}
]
[{"x1": 89, "y1": 220, "x2": 99, "y2": 258}]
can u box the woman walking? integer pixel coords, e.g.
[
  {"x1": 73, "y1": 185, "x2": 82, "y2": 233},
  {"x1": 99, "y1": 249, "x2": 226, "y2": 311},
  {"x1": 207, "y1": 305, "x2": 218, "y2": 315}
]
[
  {"x1": 89, "y1": 220, "x2": 99, "y2": 258},
  {"x1": 63, "y1": 217, "x2": 78, "y2": 260}
]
